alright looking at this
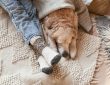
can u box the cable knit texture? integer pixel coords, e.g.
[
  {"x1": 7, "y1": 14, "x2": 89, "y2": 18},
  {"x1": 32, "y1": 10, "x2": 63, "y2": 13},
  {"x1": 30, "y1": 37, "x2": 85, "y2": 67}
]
[{"x1": 90, "y1": 16, "x2": 110, "y2": 85}]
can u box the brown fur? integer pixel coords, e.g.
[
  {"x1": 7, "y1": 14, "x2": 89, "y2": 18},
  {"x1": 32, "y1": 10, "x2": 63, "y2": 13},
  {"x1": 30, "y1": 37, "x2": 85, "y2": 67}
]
[
  {"x1": 42, "y1": 8, "x2": 78, "y2": 59},
  {"x1": 88, "y1": 0, "x2": 110, "y2": 16}
]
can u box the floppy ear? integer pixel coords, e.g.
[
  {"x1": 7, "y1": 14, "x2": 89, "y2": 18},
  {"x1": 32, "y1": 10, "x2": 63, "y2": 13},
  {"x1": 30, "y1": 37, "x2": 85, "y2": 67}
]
[
  {"x1": 69, "y1": 12, "x2": 78, "y2": 59},
  {"x1": 69, "y1": 38, "x2": 77, "y2": 59}
]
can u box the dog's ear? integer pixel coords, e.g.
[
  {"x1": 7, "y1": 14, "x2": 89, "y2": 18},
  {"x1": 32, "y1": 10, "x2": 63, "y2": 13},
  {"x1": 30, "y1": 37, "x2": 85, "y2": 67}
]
[{"x1": 70, "y1": 12, "x2": 78, "y2": 59}]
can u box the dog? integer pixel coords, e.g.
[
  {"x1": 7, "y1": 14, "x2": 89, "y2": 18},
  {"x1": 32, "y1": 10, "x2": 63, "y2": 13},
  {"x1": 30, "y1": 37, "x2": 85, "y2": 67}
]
[
  {"x1": 42, "y1": 8, "x2": 78, "y2": 59},
  {"x1": 41, "y1": 0, "x2": 110, "y2": 60}
]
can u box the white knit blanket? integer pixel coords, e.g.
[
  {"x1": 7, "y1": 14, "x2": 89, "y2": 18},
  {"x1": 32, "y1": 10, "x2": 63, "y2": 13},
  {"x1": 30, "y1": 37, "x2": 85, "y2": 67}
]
[{"x1": 0, "y1": 6, "x2": 101, "y2": 85}]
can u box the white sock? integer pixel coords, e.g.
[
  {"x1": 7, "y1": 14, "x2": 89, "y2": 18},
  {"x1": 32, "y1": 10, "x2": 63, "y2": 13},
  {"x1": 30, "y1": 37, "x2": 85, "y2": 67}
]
[
  {"x1": 42, "y1": 47, "x2": 60, "y2": 66},
  {"x1": 38, "y1": 56, "x2": 50, "y2": 69}
]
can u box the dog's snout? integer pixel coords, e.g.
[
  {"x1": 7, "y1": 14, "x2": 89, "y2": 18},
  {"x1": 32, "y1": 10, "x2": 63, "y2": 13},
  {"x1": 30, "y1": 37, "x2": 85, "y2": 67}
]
[{"x1": 62, "y1": 51, "x2": 69, "y2": 58}]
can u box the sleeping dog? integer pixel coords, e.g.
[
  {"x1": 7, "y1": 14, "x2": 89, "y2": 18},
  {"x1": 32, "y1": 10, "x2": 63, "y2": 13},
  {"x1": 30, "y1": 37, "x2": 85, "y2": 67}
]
[
  {"x1": 41, "y1": 0, "x2": 110, "y2": 60},
  {"x1": 36, "y1": 0, "x2": 110, "y2": 74},
  {"x1": 42, "y1": 8, "x2": 78, "y2": 59}
]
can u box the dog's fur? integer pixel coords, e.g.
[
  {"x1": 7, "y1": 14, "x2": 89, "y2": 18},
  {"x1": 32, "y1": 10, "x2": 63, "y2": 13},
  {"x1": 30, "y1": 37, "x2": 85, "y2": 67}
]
[
  {"x1": 42, "y1": 8, "x2": 78, "y2": 59},
  {"x1": 88, "y1": 0, "x2": 110, "y2": 16}
]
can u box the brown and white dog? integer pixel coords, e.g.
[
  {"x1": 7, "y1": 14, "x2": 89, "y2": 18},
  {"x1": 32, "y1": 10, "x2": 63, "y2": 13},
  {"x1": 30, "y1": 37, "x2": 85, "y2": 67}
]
[
  {"x1": 41, "y1": 0, "x2": 110, "y2": 60},
  {"x1": 42, "y1": 8, "x2": 78, "y2": 59},
  {"x1": 36, "y1": 0, "x2": 110, "y2": 73}
]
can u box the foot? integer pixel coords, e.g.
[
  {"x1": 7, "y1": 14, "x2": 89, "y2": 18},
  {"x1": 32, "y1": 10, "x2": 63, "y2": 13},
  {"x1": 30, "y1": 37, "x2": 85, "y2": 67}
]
[
  {"x1": 42, "y1": 67, "x2": 53, "y2": 74},
  {"x1": 38, "y1": 56, "x2": 53, "y2": 74},
  {"x1": 30, "y1": 36, "x2": 61, "y2": 66},
  {"x1": 51, "y1": 54, "x2": 61, "y2": 65},
  {"x1": 42, "y1": 47, "x2": 61, "y2": 65},
  {"x1": 30, "y1": 36, "x2": 47, "y2": 54}
]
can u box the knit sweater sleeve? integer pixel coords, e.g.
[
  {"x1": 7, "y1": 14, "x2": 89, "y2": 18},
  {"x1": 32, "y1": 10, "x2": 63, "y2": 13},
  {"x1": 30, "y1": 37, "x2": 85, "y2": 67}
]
[{"x1": 35, "y1": 0, "x2": 75, "y2": 19}]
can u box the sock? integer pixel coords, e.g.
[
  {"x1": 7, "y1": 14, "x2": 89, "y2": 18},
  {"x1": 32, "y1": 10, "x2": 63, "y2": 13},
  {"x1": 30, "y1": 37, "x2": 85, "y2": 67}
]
[
  {"x1": 30, "y1": 36, "x2": 61, "y2": 65},
  {"x1": 42, "y1": 47, "x2": 61, "y2": 65},
  {"x1": 38, "y1": 56, "x2": 53, "y2": 74}
]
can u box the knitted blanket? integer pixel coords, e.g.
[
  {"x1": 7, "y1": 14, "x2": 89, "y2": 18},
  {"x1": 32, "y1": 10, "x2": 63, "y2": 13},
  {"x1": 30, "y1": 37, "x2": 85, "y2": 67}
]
[
  {"x1": 0, "y1": 6, "x2": 102, "y2": 85},
  {"x1": 90, "y1": 16, "x2": 110, "y2": 85}
]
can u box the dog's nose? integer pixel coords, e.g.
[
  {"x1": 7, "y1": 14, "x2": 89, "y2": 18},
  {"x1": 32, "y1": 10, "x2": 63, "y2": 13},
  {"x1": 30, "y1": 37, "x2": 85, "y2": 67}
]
[{"x1": 62, "y1": 51, "x2": 69, "y2": 58}]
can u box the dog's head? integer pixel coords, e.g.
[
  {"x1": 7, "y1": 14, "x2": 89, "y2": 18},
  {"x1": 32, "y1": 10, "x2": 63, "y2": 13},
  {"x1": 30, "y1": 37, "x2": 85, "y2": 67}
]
[{"x1": 42, "y1": 8, "x2": 78, "y2": 59}]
